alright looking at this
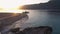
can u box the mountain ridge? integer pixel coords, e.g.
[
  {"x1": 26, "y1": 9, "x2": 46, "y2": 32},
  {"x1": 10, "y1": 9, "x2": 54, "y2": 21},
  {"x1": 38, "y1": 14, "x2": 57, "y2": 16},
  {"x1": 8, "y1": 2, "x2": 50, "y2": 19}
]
[{"x1": 20, "y1": 0, "x2": 60, "y2": 9}]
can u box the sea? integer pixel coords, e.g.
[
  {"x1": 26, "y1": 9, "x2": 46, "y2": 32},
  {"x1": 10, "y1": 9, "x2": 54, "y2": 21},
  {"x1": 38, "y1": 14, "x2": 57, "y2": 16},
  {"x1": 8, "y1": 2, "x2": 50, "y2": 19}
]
[
  {"x1": 23, "y1": 10, "x2": 60, "y2": 34},
  {"x1": 1, "y1": 10, "x2": 60, "y2": 34}
]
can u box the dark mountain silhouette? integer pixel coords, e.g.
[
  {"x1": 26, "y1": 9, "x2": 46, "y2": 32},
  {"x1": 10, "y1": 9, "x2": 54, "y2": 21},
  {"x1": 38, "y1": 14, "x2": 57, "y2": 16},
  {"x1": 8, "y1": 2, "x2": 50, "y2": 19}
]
[{"x1": 20, "y1": 0, "x2": 60, "y2": 9}]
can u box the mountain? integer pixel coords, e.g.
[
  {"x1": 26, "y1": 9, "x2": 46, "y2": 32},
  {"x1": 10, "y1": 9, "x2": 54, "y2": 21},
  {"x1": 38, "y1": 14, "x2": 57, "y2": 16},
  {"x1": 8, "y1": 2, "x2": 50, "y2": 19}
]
[{"x1": 20, "y1": 0, "x2": 60, "y2": 9}]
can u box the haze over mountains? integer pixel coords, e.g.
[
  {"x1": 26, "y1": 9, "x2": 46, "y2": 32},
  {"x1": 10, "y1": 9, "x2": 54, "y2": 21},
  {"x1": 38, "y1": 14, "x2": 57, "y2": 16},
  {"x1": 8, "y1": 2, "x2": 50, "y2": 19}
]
[{"x1": 20, "y1": 0, "x2": 60, "y2": 9}]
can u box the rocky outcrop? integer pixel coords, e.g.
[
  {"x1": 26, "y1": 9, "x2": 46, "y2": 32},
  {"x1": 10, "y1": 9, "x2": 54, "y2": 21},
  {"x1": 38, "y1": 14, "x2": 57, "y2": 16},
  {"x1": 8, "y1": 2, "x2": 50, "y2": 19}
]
[{"x1": 10, "y1": 26, "x2": 52, "y2": 34}]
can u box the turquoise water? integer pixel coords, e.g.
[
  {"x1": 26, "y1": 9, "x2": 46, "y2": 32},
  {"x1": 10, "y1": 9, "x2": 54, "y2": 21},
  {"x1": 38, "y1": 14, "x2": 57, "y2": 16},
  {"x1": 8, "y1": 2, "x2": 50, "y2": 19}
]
[
  {"x1": 23, "y1": 10, "x2": 60, "y2": 34},
  {"x1": 1, "y1": 10, "x2": 60, "y2": 34}
]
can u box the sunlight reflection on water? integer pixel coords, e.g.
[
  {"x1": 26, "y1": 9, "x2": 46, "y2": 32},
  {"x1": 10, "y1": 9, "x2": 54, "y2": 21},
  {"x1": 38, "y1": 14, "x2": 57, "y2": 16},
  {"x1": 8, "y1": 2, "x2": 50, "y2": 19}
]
[{"x1": 1, "y1": 10, "x2": 60, "y2": 34}]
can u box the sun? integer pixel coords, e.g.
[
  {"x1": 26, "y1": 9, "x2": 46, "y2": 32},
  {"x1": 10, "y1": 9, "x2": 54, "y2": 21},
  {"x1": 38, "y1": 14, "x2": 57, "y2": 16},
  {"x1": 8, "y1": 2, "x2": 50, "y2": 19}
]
[
  {"x1": 0, "y1": 0, "x2": 49, "y2": 13},
  {"x1": 0, "y1": 0, "x2": 25, "y2": 10},
  {"x1": 0, "y1": 0, "x2": 26, "y2": 13},
  {"x1": 0, "y1": 0, "x2": 50, "y2": 10}
]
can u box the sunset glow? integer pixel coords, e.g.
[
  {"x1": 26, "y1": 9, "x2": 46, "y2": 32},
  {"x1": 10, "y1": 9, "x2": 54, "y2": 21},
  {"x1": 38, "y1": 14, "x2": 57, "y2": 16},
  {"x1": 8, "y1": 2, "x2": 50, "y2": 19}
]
[
  {"x1": 0, "y1": 0, "x2": 49, "y2": 13},
  {"x1": 0, "y1": 10, "x2": 25, "y2": 13}
]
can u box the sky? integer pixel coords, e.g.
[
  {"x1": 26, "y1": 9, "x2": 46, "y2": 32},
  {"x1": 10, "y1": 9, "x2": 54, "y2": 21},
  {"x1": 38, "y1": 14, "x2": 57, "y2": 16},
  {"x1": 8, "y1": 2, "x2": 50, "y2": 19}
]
[{"x1": 0, "y1": 0, "x2": 50, "y2": 10}]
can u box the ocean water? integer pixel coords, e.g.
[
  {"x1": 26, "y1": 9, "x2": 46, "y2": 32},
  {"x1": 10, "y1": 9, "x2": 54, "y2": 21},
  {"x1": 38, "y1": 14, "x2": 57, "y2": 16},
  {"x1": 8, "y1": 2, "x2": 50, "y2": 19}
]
[
  {"x1": 22, "y1": 10, "x2": 60, "y2": 34},
  {"x1": 1, "y1": 10, "x2": 60, "y2": 34}
]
